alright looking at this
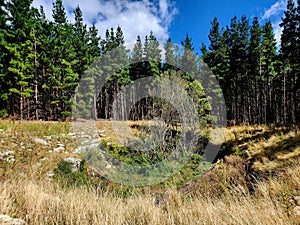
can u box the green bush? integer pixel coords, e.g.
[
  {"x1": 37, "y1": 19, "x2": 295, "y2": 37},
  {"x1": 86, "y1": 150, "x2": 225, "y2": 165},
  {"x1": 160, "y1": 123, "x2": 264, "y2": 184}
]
[{"x1": 54, "y1": 159, "x2": 91, "y2": 188}]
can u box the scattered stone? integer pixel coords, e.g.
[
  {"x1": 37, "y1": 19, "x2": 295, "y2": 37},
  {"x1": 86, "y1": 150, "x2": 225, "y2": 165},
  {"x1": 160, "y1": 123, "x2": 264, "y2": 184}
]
[
  {"x1": 40, "y1": 157, "x2": 47, "y2": 162},
  {"x1": 46, "y1": 170, "x2": 55, "y2": 177},
  {"x1": 44, "y1": 136, "x2": 52, "y2": 140},
  {"x1": 64, "y1": 157, "x2": 81, "y2": 172},
  {"x1": 0, "y1": 151, "x2": 15, "y2": 162},
  {"x1": 53, "y1": 146, "x2": 65, "y2": 153},
  {"x1": 294, "y1": 196, "x2": 300, "y2": 206},
  {"x1": 294, "y1": 206, "x2": 300, "y2": 216},
  {"x1": 0, "y1": 128, "x2": 4, "y2": 132},
  {"x1": 73, "y1": 147, "x2": 83, "y2": 154},
  {"x1": 57, "y1": 143, "x2": 65, "y2": 147},
  {"x1": 0, "y1": 214, "x2": 25, "y2": 225},
  {"x1": 19, "y1": 172, "x2": 26, "y2": 177},
  {"x1": 99, "y1": 133, "x2": 106, "y2": 137},
  {"x1": 105, "y1": 163, "x2": 111, "y2": 169},
  {"x1": 73, "y1": 142, "x2": 99, "y2": 154},
  {"x1": 33, "y1": 137, "x2": 48, "y2": 146},
  {"x1": 6, "y1": 155, "x2": 15, "y2": 163}
]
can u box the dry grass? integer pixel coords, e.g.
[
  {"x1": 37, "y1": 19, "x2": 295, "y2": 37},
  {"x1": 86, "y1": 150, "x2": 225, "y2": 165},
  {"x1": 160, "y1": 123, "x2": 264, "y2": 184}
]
[
  {"x1": 0, "y1": 175, "x2": 298, "y2": 225},
  {"x1": 0, "y1": 120, "x2": 300, "y2": 224}
]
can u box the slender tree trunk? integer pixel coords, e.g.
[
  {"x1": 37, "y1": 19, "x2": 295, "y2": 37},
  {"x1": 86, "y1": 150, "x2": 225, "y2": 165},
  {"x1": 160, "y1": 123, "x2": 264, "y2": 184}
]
[
  {"x1": 20, "y1": 86, "x2": 23, "y2": 120},
  {"x1": 283, "y1": 72, "x2": 287, "y2": 124},
  {"x1": 34, "y1": 34, "x2": 39, "y2": 120}
]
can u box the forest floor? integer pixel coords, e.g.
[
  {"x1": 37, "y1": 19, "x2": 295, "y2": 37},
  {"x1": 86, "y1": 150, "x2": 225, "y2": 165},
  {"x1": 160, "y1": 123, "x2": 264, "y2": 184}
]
[{"x1": 0, "y1": 120, "x2": 299, "y2": 224}]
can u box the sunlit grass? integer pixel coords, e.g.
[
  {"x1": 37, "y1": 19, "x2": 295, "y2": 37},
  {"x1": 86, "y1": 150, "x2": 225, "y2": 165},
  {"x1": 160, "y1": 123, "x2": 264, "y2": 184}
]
[{"x1": 0, "y1": 120, "x2": 300, "y2": 224}]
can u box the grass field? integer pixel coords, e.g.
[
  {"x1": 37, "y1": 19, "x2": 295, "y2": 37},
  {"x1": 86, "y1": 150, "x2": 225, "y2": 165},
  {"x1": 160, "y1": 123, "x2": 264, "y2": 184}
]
[{"x1": 0, "y1": 120, "x2": 299, "y2": 224}]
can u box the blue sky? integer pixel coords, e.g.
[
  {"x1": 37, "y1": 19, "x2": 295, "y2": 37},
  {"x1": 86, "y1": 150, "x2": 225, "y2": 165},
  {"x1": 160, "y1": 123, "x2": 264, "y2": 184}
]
[
  {"x1": 32, "y1": 0, "x2": 289, "y2": 53},
  {"x1": 170, "y1": 0, "x2": 287, "y2": 53}
]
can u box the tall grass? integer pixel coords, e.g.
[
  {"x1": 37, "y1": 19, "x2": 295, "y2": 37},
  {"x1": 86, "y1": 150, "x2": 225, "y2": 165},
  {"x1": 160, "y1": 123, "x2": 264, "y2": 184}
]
[
  {"x1": 0, "y1": 174, "x2": 298, "y2": 225},
  {"x1": 0, "y1": 120, "x2": 299, "y2": 224}
]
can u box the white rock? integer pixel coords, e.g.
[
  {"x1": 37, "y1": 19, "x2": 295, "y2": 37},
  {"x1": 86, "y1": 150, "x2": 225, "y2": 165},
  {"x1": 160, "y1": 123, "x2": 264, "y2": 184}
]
[
  {"x1": 0, "y1": 214, "x2": 25, "y2": 225},
  {"x1": 57, "y1": 143, "x2": 65, "y2": 147},
  {"x1": 53, "y1": 147, "x2": 65, "y2": 153},
  {"x1": 19, "y1": 172, "x2": 26, "y2": 177},
  {"x1": 5, "y1": 151, "x2": 14, "y2": 155},
  {"x1": 6, "y1": 156, "x2": 15, "y2": 163},
  {"x1": 294, "y1": 206, "x2": 300, "y2": 216},
  {"x1": 73, "y1": 147, "x2": 82, "y2": 154},
  {"x1": 46, "y1": 170, "x2": 55, "y2": 177},
  {"x1": 33, "y1": 137, "x2": 48, "y2": 146},
  {"x1": 105, "y1": 163, "x2": 111, "y2": 169},
  {"x1": 0, "y1": 151, "x2": 15, "y2": 160},
  {"x1": 64, "y1": 157, "x2": 81, "y2": 172}
]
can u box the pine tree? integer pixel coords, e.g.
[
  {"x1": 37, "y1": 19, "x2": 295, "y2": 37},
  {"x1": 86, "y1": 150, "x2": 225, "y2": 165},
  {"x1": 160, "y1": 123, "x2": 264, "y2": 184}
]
[
  {"x1": 50, "y1": 0, "x2": 78, "y2": 119},
  {"x1": 130, "y1": 35, "x2": 144, "y2": 79},
  {"x1": 6, "y1": 0, "x2": 35, "y2": 119},
  {"x1": 163, "y1": 37, "x2": 177, "y2": 72},
  {"x1": 144, "y1": 31, "x2": 161, "y2": 77},
  {"x1": 280, "y1": 0, "x2": 298, "y2": 123},
  {"x1": 227, "y1": 16, "x2": 249, "y2": 123},
  {"x1": 180, "y1": 34, "x2": 197, "y2": 81},
  {"x1": 0, "y1": 0, "x2": 9, "y2": 116},
  {"x1": 98, "y1": 27, "x2": 129, "y2": 119},
  {"x1": 72, "y1": 5, "x2": 89, "y2": 79},
  {"x1": 261, "y1": 21, "x2": 277, "y2": 124},
  {"x1": 33, "y1": 6, "x2": 56, "y2": 120},
  {"x1": 52, "y1": 0, "x2": 66, "y2": 25},
  {"x1": 247, "y1": 16, "x2": 261, "y2": 123},
  {"x1": 202, "y1": 17, "x2": 230, "y2": 123}
]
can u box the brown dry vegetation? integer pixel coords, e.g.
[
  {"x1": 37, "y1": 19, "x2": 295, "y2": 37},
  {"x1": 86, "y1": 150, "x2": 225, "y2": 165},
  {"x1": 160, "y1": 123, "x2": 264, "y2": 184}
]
[{"x1": 0, "y1": 120, "x2": 300, "y2": 224}]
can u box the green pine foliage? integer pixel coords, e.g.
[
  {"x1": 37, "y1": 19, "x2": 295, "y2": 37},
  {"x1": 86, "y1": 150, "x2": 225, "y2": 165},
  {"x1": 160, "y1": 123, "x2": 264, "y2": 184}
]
[
  {"x1": 203, "y1": 5, "x2": 299, "y2": 124},
  {"x1": 0, "y1": 0, "x2": 298, "y2": 125}
]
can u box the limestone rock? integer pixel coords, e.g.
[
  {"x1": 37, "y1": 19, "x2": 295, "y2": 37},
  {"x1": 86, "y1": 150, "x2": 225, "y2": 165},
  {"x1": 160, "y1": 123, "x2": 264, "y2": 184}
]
[
  {"x1": 0, "y1": 214, "x2": 25, "y2": 225},
  {"x1": 294, "y1": 206, "x2": 300, "y2": 216},
  {"x1": 33, "y1": 137, "x2": 48, "y2": 146},
  {"x1": 64, "y1": 157, "x2": 81, "y2": 172}
]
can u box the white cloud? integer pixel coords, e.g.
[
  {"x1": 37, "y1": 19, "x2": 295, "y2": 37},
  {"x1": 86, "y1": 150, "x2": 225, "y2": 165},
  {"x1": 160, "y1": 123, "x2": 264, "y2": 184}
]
[
  {"x1": 31, "y1": 0, "x2": 178, "y2": 44},
  {"x1": 261, "y1": 0, "x2": 288, "y2": 47},
  {"x1": 272, "y1": 20, "x2": 284, "y2": 47},
  {"x1": 262, "y1": 0, "x2": 286, "y2": 20}
]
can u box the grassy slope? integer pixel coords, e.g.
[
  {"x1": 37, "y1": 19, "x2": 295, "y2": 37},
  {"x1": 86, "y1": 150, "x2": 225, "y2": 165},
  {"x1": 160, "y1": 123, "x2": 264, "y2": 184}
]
[{"x1": 0, "y1": 120, "x2": 299, "y2": 224}]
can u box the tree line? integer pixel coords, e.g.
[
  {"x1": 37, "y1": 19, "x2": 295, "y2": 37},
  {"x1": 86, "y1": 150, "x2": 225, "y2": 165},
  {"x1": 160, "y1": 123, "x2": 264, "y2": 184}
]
[
  {"x1": 202, "y1": 0, "x2": 300, "y2": 125},
  {"x1": 0, "y1": 0, "x2": 299, "y2": 125}
]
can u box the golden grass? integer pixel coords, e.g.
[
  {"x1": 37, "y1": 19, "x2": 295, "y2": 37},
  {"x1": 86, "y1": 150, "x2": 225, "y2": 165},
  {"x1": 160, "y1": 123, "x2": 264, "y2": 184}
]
[
  {"x1": 0, "y1": 175, "x2": 298, "y2": 225},
  {"x1": 0, "y1": 120, "x2": 300, "y2": 224}
]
